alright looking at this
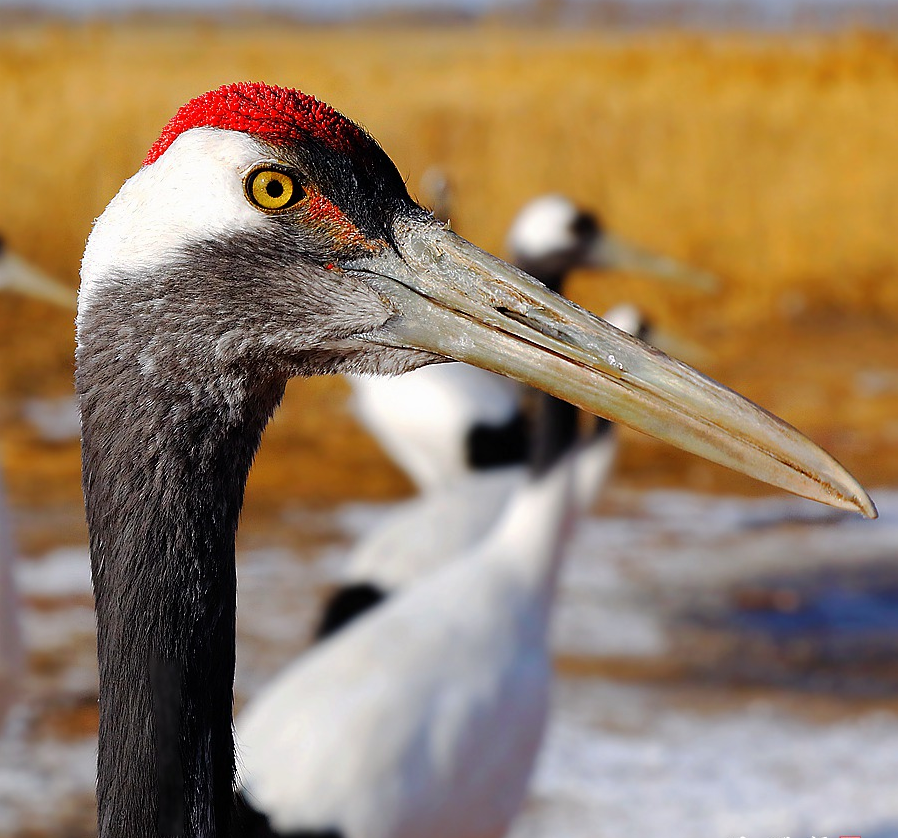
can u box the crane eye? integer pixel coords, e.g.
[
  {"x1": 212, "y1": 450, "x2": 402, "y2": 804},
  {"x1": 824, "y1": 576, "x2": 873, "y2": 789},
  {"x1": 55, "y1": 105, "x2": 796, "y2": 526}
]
[{"x1": 245, "y1": 168, "x2": 303, "y2": 211}]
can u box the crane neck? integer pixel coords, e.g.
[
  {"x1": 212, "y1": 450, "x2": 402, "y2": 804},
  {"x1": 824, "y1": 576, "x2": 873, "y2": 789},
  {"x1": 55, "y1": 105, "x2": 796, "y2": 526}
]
[
  {"x1": 471, "y1": 393, "x2": 580, "y2": 630},
  {"x1": 77, "y1": 323, "x2": 285, "y2": 838},
  {"x1": 475, "y1": 463, "x2": 576, "y2": 643}
]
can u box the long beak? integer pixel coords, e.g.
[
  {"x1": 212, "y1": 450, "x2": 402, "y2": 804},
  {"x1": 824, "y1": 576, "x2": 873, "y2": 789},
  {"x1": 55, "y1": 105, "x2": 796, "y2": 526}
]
[
  {"x1": 352, "y1": 217, "x2": 875, "y2": 518},
  {"x1": 591, "y1": 232, "x2": 719, "y2": 293},
  {"x1": 0, "y1": 253, "x2": 77, "y2": 310}
]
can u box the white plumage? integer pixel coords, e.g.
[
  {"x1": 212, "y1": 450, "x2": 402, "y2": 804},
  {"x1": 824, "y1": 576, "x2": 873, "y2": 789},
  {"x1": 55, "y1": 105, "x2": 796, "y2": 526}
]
[
  {"x1": 505, "y1": 194, "x2": 585, "y2": 263},
  {"x1": 80, "y1": 129, "x2": 272, "y2": 297},
  {"x1": 236, "y1": 299, "x2": 645, "y2": 837},
  {"x1": 348, "y1": 365, "x2": 524, "y2": 492},
  {"x1": 237, "y1": 434, "x2": 586, "y2": 838}
]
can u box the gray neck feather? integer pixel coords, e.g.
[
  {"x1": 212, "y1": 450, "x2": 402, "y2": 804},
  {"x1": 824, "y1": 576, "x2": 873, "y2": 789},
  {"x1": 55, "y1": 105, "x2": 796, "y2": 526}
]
[{"x1": 77, "y1": 298, "x2": 285, "y2": 838}]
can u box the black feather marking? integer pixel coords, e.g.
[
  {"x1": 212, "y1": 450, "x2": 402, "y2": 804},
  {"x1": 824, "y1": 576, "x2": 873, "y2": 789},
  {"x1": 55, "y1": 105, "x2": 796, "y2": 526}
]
[
  {"x1": 465, "y1": 411, "x2": 529, "y2": 471},
  {"x1": 570, "y1": 210, "x2": 601, "y2": 242},
  {"x1": 590, "y1": 415, "x2": 614, "y2": 439},
  {"x1": 528, "y1": 394, "x2": 580, "y2": 477},
  {"x1": 234, "y1": 793, "x2": 344, "y2": 838},
  {"x1": 313, "y1": 583, "x2": 388, "y2": 641}
]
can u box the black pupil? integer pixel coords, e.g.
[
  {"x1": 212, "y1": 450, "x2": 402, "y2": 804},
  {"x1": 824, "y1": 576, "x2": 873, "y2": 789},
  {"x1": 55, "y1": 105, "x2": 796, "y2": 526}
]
[{"x1": 265, "y1": 178, "x2": 284, "y2": 199}]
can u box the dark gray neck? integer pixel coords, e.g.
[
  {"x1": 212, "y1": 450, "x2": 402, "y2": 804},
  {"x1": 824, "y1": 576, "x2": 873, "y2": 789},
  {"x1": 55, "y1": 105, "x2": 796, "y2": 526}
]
[{"x1": 77, "y1": 320, "x2": 285, "y2": 838}]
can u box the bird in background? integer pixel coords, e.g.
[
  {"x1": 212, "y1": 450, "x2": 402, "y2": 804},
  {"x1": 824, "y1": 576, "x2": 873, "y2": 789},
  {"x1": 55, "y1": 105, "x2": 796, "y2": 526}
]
[
  {"x1": 347, "y1": 191, "x2": 717, "y2": 493},
  {"x1": 75, "y1": 82, "x2": 873, "y2": 838},
  {"x1": 313, "y1": 302, "x2": 648, "y2": 641},
  {"x1": 237, "y1": 388, "x2": 614, "y2": 838},
  {"x1": 325, "y1": 188, "x2": 712, "y2": 635},
  {"x1": 506, "y1": 193, "x2": 718, "y2": 295},
  {"x1": 0, "y1": 255, "x2": 77, "y2": 725}
]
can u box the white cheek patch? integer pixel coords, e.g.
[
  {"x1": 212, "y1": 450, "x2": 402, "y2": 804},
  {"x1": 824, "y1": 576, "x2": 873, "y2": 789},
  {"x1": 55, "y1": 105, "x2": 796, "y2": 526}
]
[
  {"x1": 80, "y1": 128, "x2": 273, "y2": 312},
  {"x1": 505, "y1": 194, "x2": 579, "y2": 262}
]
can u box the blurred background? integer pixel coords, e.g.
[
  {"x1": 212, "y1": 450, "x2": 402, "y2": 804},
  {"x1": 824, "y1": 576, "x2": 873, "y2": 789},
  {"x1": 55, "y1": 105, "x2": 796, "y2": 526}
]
[{"x1": 1, "y1": 0, "x2": 898, "y2": 835}]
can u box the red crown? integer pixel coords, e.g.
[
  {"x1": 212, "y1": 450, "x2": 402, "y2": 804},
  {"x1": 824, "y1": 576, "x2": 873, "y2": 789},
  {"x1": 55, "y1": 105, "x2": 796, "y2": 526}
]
[{"x1": 144, "y1": 82, "x2": 368, "y2": 166}]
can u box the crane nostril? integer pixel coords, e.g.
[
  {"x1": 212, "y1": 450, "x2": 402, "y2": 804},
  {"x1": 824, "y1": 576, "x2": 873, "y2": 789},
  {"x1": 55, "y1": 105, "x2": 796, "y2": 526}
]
[
  {"x1": 495, "y1": 306, "x2": 570, "y2": 344},
  {"x1": 495, "y1": 305, "x2": 536, "y2": 332}
]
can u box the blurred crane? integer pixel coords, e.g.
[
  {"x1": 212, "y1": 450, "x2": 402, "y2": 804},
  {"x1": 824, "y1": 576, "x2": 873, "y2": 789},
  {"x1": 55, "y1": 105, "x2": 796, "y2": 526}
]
[
  {"x1": 317, "y1": 304, "x2": 647, "y2": 639},
  {"x1": 347, "y1": 192, "x2": 716, "y2": 492},
  {"x1": 331, "y1": 192, "x2": 716, "y2": 634},
  {"x1": 237, "y1": 388, "x2": 603, "y2": 838},
  {"x1": 0, "y1": 244, "x2": 75, "y2": 725}
]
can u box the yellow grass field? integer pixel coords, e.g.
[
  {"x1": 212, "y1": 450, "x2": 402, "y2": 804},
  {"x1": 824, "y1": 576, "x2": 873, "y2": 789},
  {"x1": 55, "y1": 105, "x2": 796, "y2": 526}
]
[{"x1": 0, "y1": 20, "x2": 896, "y2": 527}]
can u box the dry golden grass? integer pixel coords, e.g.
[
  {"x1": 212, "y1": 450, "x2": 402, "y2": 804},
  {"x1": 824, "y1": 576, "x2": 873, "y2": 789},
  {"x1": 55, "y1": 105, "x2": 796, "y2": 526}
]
[{"x1": 0, "y1": 20, "x2": 896, "y2": 513}]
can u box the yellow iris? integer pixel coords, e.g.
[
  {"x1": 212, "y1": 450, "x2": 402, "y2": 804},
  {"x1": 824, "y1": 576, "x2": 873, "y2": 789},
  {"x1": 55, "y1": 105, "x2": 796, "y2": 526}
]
[{"x1": 247, "y1": 169, "x2": 298, "y2": 211}]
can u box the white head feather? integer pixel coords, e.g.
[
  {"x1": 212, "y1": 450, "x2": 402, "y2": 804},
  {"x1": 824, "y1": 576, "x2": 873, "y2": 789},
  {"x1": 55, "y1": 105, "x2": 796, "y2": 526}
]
[
  {"x1": 80, "y1": 128, "x2": 272, "y2": 314},
  {"x1": 505, "y1": 194, "x2": 581, "y2": 263}
]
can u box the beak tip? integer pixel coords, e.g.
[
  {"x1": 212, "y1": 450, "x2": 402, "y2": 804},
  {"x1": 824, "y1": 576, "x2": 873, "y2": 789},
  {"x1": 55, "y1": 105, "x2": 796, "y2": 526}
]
[
  {"x1": 832, "y1": 482, "x2": 877, "y2": 520},
  {"x1": 692, "y1": 271, "x2": 721, "y2": 294},
  {"x1": 858, "y1": 494, "x2": 879, "y2": 520}
]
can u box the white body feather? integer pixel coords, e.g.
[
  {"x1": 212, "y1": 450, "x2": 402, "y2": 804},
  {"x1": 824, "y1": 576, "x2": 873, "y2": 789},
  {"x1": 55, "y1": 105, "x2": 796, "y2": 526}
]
[
  {"x1": 237, "y1": 454, "x2": 578, "y2": 838},
  {"x1": 342, "y1": 436, "x2": 616, "y2": 594},
  {"x1": 347, "y1": 365, "x2": 524, "y2": 492}
]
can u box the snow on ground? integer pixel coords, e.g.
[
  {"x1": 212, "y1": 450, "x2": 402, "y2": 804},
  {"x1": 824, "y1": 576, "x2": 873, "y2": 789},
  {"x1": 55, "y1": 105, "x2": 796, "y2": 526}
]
[{"x1": 2, "y1": 487, "x2": 897, "y2": 836}]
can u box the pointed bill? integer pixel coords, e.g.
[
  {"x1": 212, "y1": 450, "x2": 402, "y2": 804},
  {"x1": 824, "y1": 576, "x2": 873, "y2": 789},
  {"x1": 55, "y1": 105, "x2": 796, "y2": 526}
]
[
  {"x1": 352, "y1": 218, "x2": 875, "y2": 519},
  {"x1": 592, "y1": 232, "x2": 720, "y2": 293},
  {"x1": 0, "y1": 252, "x2": 77, "y2": 310}
]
